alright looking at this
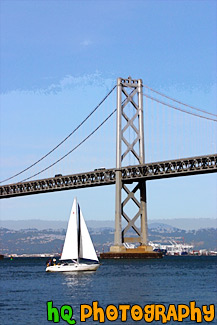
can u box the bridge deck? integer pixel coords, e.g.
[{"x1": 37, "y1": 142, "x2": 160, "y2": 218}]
[{"x1": 0, "y1": 154, "x2": 216, "y2": 199}]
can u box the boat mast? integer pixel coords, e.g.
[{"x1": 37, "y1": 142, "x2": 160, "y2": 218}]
[{"x1": 77, "y1": 203, "x2": 81, "y2": 264}]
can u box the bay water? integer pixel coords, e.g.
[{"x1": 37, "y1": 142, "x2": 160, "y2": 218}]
[{"x1": 0, "y1": 256, "x2": 216, "y2": 324}]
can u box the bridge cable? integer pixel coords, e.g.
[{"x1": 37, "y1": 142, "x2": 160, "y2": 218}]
[
  {"x1": 18, "y1": 91, "x2": 133, "y2": 183},
  {"x1": 0, "y1": 85, "x2": 116, "y2": 184},
  {"x1": 144, "y1": 84, "x2": 217, "y2": 117},
  {"x1": 143, "y1": 93, "x2": 217, "y2": 122},
  {"x1": 20, "y1": 108, "x2": 117, "y2": 183}
]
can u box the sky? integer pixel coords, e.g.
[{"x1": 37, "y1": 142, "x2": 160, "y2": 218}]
[{"x1": 0, "y1": 0, "x2": 216, "y2": 226}]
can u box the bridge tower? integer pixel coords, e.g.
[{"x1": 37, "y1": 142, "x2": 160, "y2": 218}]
[{"x1": 110, "y1": 76, "x2": 152, "y2": 254}]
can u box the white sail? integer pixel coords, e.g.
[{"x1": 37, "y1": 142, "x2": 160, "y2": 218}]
[
  {"x1": 79, "y1": 206, "x2": 99, "y2": 262},
  {"x1": 60, "y1": 198, "x2": 78, "y2": 260}
]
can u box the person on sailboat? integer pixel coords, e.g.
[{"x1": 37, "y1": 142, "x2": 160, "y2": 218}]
[{"x1": 46, "y1": 258, "x2": 53, "y2": 266}]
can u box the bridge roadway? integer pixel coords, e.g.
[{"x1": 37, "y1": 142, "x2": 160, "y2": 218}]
[{"x1": 0, "y1": 154, "x2": 216, "y2": 199}]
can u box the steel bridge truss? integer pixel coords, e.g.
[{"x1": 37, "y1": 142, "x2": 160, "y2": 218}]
[
  {"x1": 114, "y1": 76, "x2": 147, "y2": 248},
  {"x1": 0, "y1": 154, "x2": 216, "y2": 199}
]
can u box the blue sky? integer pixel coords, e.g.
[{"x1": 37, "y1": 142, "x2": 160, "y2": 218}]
[
  {"x1": 1, "y1": 0, "x2": 216, "y2": 91},
  {"x1": 0, "y1": 0, "x2": 216, "y2": 224}
]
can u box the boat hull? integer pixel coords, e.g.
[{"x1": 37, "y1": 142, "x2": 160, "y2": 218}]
[{"x1": 46, "y1": 263, "x2": 99, "y2": 272}]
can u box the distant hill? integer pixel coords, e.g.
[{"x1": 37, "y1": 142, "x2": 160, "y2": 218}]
[
  {"x1": 148, "y1": 223, "x2": 177, "y2": 231},
  {"x1": 0, "y1": 226, "x2": 216, "y2": 255},
  {"x1": 150, "y1": 218, "x2": 217, "y2": 231},
  {"x1": 0, "y1": 219, "x2": 67, "y2": 231},
  {"x1": 1, "y1": 218, "x2": 216, "y2": 231}
]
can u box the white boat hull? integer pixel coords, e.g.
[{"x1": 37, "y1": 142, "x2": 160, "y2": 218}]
[{"x1": 46, "y1": 263, "x2": 99, "y2": 272}]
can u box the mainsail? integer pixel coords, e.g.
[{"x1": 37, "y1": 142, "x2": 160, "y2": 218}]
[{"x1": 60, "y1": 198, "x2": 78, "y2": 261}]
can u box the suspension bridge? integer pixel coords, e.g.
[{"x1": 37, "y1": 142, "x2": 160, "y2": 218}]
[{"x1": 1, "y1": 76, "x2": 216, "y2": 255}]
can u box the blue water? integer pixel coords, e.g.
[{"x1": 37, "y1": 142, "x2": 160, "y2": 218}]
[{"x1": 0, "y1": 256, "x2": 216, "y2": 324}]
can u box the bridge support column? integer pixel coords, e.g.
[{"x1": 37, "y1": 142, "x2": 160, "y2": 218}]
[
  {"x1": 109, "y1": 76, "x2": 153, "y2": 254},
  {"x1": 140, "y1": 181, "x2": 148, "y2": 245},
  {"x1": 114, "y1": 170, "x2": 122, "y2": 246}
]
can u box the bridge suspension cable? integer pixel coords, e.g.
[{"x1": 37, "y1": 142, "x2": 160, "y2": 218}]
[
  {"x1": 143, "y1": 93, "x2": 217, "y2": 122},
  {"x1": 18, "y1": 89, "x2": 135, "y2": 182},
  {"x1": 0, "y1": 85, "x2": 116, "y2": 184},
  {"x1": 20, "y1": 108, "x2": 117, "y2": 182},
  {"x1": 144, "y1": 84, "x2": 217, "y2": 117}
]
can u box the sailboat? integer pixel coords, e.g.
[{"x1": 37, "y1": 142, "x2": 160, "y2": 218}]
[{"x1": 46, "y1": 198, "x2": 100, "y2": 272}]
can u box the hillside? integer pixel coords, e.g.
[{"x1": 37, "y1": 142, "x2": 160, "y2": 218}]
[
  {"x1": 1, "y1": 218, "x2": 216, "y2": 231},
  {"x1": 0, "y1": 225, "x2": 216, "y2": 255}
]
